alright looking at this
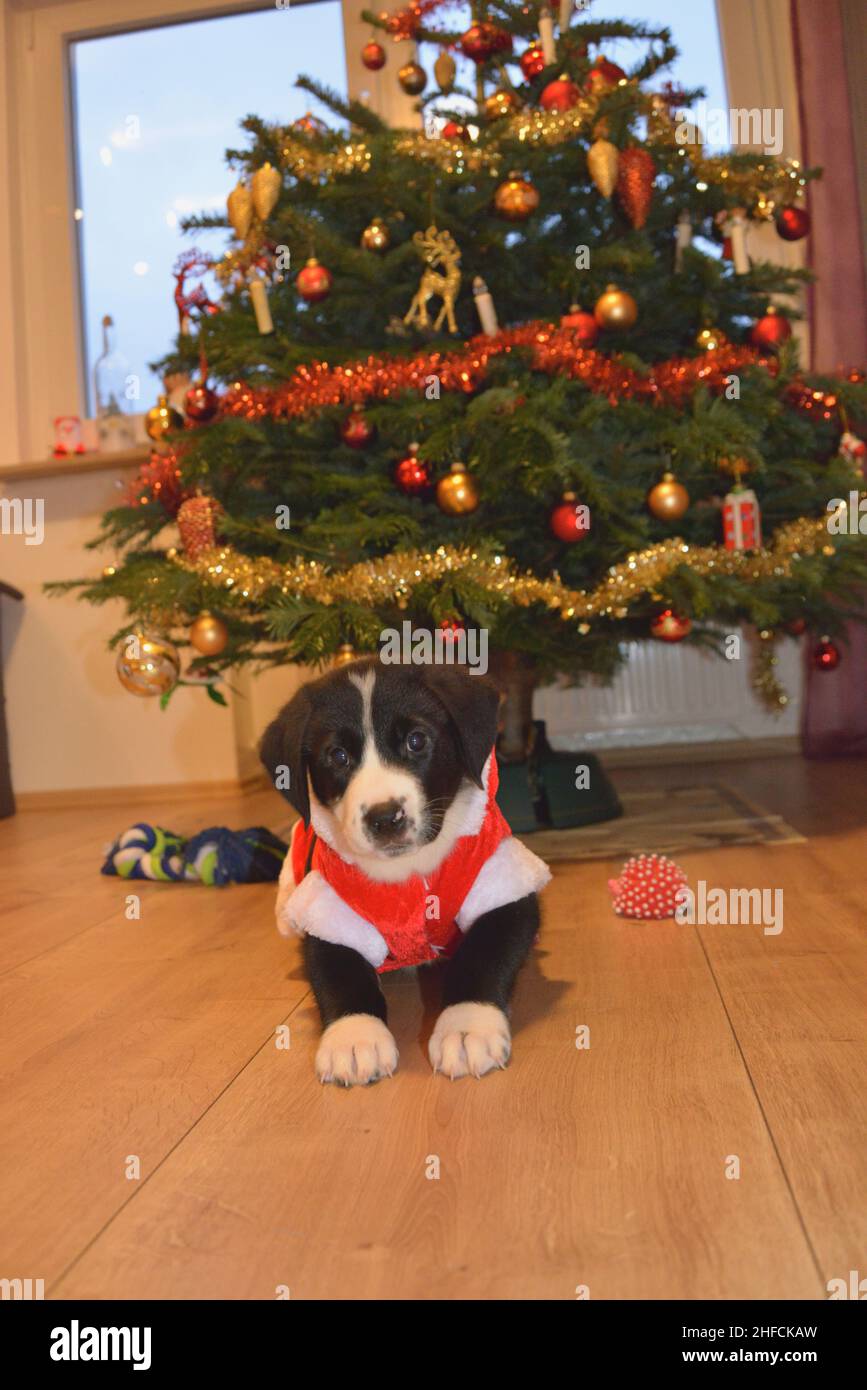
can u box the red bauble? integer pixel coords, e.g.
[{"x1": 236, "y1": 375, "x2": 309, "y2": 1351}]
[
  {"x1": 651, "y1": 609, "x2": 691, "y2": 642},
  {"x1": 340, "y1": 407, "x2": 376, "y2": 449},
  {"x1": 812, "y1": 637, "x2": 841, "y2": 671},
  {"x1": 441, "y1": 121, "x2": 468, "y2": 141},
  {"x1": 560, "y1": 305, "x2": 599, "y2": 347},
  {"x1": 460, "y1": 22, "x2": 511, "y2": 63},
  {"x1": 586, "y1": 56, "x2": 627, "y2": 94},
  {"x1": 750, "y1": 306, "x2": 792, "y2": 350},
  {"x1": 785, "y1": 617, "x2": 807, "y2": 636},
  {"x1": 296, "y1": 257, "x2": 332, "y2": 303},
  {"x1": 617, "y1": 147, "x2": 655, "y2": 229},
  {"x1": 540, "y1": 75, "x2": 581, "y2": 111},
  {"x1": 519, "y1": 41, "x2": 546, "y2": 80},
  {"x1": 608, "y1": 853, "x2": 689, "y2": 921},
  {"x1": 549, "y1": 492, "x2": 590, "y2": 542},
  {"x1": 394, "y1": 444, "x2": 431, "y2": 496},
  {"x1": 184, "y1": 382, "x2": 219, "y2": 423},
  {"x1": 361, "y1": 40, "x2": 386, "y2": 71},
  {"x1": 776, "y1": 206, "x2": 811, "y2": 241}
]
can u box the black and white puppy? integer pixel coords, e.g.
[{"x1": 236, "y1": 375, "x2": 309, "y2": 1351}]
[{"x1": 260, "y1": 658, "x2": 550, "y2": 1086}]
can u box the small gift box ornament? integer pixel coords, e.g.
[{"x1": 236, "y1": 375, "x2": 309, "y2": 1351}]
[{"x1": 720, "y1": 457, "x2": 762, "y2": 551}]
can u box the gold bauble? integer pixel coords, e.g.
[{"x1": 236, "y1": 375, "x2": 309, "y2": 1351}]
[
  {"x1": 696, "y1": 326, "x2": 727, "y2": 352},
  {"x1": 494, "y1": 172, "x2": 540, "y2": 222},
  {"x1": 647, "y1": 471, "x2": 690, "y2": 521},
  {"x1": 251, "y1": 162, "x2": 281, "y2": 221},
  {"x1": 361, "y1": 217, "x2": 390, "y2": 252},
  {"x1": 189, "y1": 610, "x2": 229, "y2": 656},
  {"x1": 145, "y1": 394, "x2": 183, "y2": 442},
  {"x1": 436, "y1": 462, "x2": 480, "y2": 515},
  {"x1": 398, "y1": 61, "x2": 427, "y2": 96},
  {"x1": 587, "y1": 138, "x2": 619, "y2": 198},
  {"x1": 116, "y1": 632, "x2": 180, "y2": 698},
  {"x1": 227, "y1": 181, "x2": 253, "y2": 239},
  {"x1": 334, "y1": 643, "x2": 357, "y2": 667},
  {"x1": 485, "y1": 89, "x2": 519, "y2": 121},
  {"x1": 434, "y1": 49, "x2": 456, "y2": 93},
  {"x1": 594, "y1": 283, "x2": 638, "y2": 329}
]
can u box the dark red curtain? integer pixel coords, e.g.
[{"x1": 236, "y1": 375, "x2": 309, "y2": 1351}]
[{"x1": 791, "y1": 0, "x2": 867, "y2": 757}]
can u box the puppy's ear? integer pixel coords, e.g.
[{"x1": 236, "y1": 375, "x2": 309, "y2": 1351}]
[
  {"x1": 423, "y1": 667, "x2": 501, "y2": 787},
  {"x1": 259, "y1": 686, "x2": 312, "y2": 826}
]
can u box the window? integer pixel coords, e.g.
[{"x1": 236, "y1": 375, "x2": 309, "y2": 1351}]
[{"x1": 69, "y1": 2, "x2": 347, "y2": 416}]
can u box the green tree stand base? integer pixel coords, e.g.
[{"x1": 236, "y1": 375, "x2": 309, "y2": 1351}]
[{"x1": 496, "y1": 721, "x2": 622, "y2": 833}]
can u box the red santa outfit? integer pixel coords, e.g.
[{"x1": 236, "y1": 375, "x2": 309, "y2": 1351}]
[{"x1": 278, "y1": 753, "x2": 550, "y2": 972}]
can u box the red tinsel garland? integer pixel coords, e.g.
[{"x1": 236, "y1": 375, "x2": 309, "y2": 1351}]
[
  {"x1": 217, "y1": 324, "x2": 769, "y2": 422},
  {"x1": 126, "y1": 449, "x2": 189, "y2": 515}
]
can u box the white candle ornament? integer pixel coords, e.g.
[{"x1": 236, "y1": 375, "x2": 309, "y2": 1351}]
[
  {"x1": 473, "y1": 276, "x2": 499, "y2": 335},
  {"x1": 675, "y1": 210, "x2": 692, "y2": 271},
  {"x1": 559, "y1": 0, "x2": 574, "y2": 31},
  {"x1": 539, "y1": 7, "x2": 557, "y2": 64},
  {"x1": 725, "y1": 207, "x2": 751, "y2": 275},
  {"x1": 249, "y1": 277, "x2": 274, "y2": 335}
]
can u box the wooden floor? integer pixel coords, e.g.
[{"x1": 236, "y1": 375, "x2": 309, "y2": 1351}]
[{"x1": 1, "y1": 754, "x2": 865, "y2": 1301}]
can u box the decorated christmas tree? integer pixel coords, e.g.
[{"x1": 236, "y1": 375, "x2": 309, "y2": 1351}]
[{"x1": 55, "y1": 2, "x2": 866, "y2": 781}]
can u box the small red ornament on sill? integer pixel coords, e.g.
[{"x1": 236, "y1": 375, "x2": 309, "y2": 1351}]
[
  {"x1": 608, "y1": 853, "x2": 689, "y2": 920},
  {"x1": 812, "y1": 636, "x2": 841, "y2": 671},
  {"x1": 53, "y1": 415, "x2": 86, "y2": 457}
]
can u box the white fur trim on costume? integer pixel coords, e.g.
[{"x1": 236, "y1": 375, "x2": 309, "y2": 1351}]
[
  {"x1": 280, "y1": 870, "x2": 389, "y2": 968},
  {"x1": 455, "y1": 836, "x2": 551, "y2": 931}
]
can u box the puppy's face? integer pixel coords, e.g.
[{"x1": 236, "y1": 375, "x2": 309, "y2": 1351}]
[{"x1": 260, "y1": 660, "x2": 500, "y2": 863}]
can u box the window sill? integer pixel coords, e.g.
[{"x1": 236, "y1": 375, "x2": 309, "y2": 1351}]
[{"x1": 0, "y1": 448, "x2": 147, "y2": 482}]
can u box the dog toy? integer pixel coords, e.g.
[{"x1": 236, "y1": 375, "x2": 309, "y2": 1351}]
[
  {"x1": 101, "y1": 823, "x2": 287, "y2": 886},
  {"x1": 608, "y1": 853, "x2": 688, "y2": 920}
]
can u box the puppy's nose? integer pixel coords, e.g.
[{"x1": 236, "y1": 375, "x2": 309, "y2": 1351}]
[{"x1": 363, "y1": 799, "x2": 407, "y2": 842}]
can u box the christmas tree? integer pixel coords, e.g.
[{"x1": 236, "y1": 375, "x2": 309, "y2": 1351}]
[{"x1": 55, "y1": 1, "x2": 866, "y2": 758}]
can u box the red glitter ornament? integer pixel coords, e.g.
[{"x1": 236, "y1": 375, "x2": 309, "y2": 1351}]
[
  {"x1": 519, "y1": 41, "x2": 546, "y2": 80},
  {"x1": 560, "y1": 304, "x2": 599, "y2": 347},
  {"x1": 394, "y1": 443, "x2": 431, "y2": 496},
  {"x1": 549, "y1": 491, "x2": 591, "y2": 542},
  {"x1": 340, "y1": 407, "x2": 376, "y2": 449},
  {"x1": 126, "y1": 449, "x2": 187, "y2": 517},
  {"x1": 184, "y1": 382, "x2": 219, "y2": 423},
  {"x1": 177, "y1": 495, "x2": 223, "y2": 560},
  {"x1": 812, "y1": 637, "x2": 841, "y2": 671},
  {"x1": 460, "y1": 22, "x2": 511, "y2": 63},
  {"x1": 617, "y1": 147, "x2": 655, "y2": 229},
  {"x1": 650, "y1": 609, "x2": 691, "y2": 642},
  {"x1": 296, "y1": 257, "x2": 332, "y2": 303},
  {"x1": 586, "y1": 56, "x2": 627, "y2": 95},
  {"x1": 608, "y1": 853, "x2": 689, "y2": 920},
  {"x1": 540, "y1": 75, "x2": 581, "y2": 111},
  {"x1": 750, "y1": 306, "x2": 792, "y2": 351},
  {"x1": 776, "y1": 206, "x2": 810, "y2": 241},
  {"x1": 361, "y1": 40, "x2": 386, "y2": 71}
]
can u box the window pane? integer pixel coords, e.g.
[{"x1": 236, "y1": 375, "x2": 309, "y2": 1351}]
[{"x1": 70, "y1": 2, "x2": 347, "y2": 418}]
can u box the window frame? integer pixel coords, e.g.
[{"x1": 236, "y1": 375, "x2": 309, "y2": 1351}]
[{"x1": 1, "y1": 0, "x2": 419, "y2": 466}]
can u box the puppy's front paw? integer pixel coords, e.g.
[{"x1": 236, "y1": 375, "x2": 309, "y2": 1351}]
[
  {"x1": 428, "y1": 1002, "x2": 511, "y2": 1080},
  {"x1": 315, "y1": 1014, "x2": 398, "y2": 1087}
]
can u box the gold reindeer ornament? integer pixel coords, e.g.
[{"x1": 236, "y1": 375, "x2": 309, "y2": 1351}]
[{"x1": 403, "y1": 226, "x2": 462, "y2": 334}]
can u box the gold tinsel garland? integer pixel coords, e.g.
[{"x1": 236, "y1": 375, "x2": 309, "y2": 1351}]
[
  {"x1": 172, "y1": 515, "x2": 843, "y2": 623},
  {"x1": 277, "y1": 136, "x2": 371, "y2": 181}
]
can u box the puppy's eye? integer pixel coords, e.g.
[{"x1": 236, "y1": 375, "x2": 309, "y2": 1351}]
[
  {"x1": 329, "y1": 746, "x2": 350, "y2": 768},
  {"x1": 406, "y1": 729, "x2": 429, "y2": 755}
]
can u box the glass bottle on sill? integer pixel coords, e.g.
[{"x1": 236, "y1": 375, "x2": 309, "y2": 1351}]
[{"x1": 93, "y1": 314, "x2": 136, "y2": 452}]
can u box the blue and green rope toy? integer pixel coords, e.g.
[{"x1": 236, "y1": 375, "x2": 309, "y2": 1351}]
[{"x1": 101, "y1": 823, "x2": 288, "y2": 886}]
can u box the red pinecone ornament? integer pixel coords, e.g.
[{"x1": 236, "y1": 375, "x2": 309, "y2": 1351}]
[
  {"x1": 177, "y1": 494, "x2": 222, "y2": 560},
  {"x1": 617, "y1": 147, "x2": 655, "y2": 229},
  {"x1": 608, "y1": 853, "x2": 689, "y2": 920}
]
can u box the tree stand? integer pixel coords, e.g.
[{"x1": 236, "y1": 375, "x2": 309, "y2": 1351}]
[{"x1": 489, "y1": 651, "x2": 622, "y2": 834}]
